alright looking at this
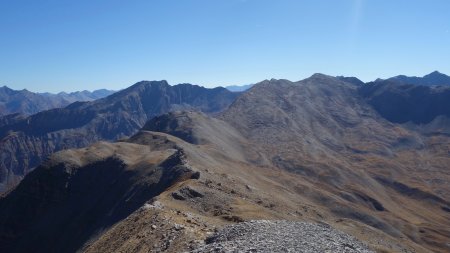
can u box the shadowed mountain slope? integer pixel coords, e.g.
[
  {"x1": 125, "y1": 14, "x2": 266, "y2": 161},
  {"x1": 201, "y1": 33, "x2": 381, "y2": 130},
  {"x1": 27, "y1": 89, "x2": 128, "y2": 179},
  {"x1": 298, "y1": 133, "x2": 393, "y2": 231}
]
[
  {"x1": 0, "y1": 81, "x2": 239, "y2": 193},
  {"x1": 359, "y1": 80, "x2": 450, "y2": 124},
  {"x1": 0, "y1": 133, "x2": 198, "y2": 253}
]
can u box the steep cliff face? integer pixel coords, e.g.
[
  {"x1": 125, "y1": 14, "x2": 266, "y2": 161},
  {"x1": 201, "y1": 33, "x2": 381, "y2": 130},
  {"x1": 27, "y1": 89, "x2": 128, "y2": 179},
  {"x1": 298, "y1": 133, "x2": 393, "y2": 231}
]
[{"x1": 0, "y1": 81, "x2": 239, "y2": 193}]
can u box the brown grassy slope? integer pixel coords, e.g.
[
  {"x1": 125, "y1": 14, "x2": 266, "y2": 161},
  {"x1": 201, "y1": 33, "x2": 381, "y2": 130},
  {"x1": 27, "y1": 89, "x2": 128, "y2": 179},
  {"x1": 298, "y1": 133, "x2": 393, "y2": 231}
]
[{"x1": 84, "y1": 109, "x2": 439, "y2": 253}]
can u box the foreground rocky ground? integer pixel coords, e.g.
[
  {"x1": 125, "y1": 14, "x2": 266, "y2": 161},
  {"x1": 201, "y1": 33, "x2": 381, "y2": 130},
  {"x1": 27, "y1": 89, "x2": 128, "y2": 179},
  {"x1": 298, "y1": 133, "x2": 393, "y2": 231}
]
[{"x1": 190, "y1": 220, "x2": 374, "y2": 253}]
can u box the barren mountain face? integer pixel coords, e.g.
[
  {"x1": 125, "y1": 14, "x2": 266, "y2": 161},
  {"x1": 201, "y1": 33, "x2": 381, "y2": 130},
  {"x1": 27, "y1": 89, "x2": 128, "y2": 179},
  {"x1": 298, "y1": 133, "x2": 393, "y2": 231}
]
[
  {"x1": 0, "y1": 75, "x2": 449, "y2": 253},
  {"x1": 220, "y1": 75, "x2": 450, "y2": 252}
]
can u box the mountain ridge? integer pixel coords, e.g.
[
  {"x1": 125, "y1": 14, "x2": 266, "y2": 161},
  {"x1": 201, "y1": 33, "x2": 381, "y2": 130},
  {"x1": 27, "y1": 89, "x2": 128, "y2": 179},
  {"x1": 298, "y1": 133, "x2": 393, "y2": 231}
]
[
  {"x1": 0, "y1": 81, "x2": 239, "y2": 193},
  {"x1": 378, "y1": 71, "x2": 450, "y2": 86},
  {"x1": 0, "y1": 86, "x2": 115, "y2": 116}
]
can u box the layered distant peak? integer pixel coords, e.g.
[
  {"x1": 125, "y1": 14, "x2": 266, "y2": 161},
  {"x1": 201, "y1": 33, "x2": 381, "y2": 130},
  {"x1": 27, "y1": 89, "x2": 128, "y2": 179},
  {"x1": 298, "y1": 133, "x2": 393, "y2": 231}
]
[
  {"x1": 309, "y1": 73, "x2": 334, "y2": 79},
  {"x1": 0, "y1": 85, "x2": 115, "y2": 116},
  {"x1": 424, "y1": 70, "x2": 446, "y2": 78},
  {"x1": 224, "y1": 84, "x2": 254, "y2": 92},
  {"x1": 0, "y1": 86, "x2": 13, "y2": 93},
  {"x1": 49, "y1": 88, "x2": 115, "y2": 101},
  {"x1": 99, "y1": 81, "x2": 238, "y2": 116},
  {"x1": 384, "y1": 71, "x2": 450, "y2": 86}
]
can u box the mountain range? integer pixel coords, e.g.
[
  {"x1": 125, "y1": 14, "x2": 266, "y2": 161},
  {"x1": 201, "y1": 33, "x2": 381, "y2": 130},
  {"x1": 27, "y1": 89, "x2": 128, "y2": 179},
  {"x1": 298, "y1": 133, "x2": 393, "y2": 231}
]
[
  {"x1": 0, "y1": 86, "x2": 115, "y2": 116},
  {"x1": 378, "y1": 71, "x2": 450, "y2": 86},
  {"x1": 0, "y1": 72, "x2": 449, "y2": 252},
  {"x1": 224, "y1": 84, "x2": 254, "y2": 92},
  {"x1": 0, "y1": 81, "x2": 238, "y2": 193}
]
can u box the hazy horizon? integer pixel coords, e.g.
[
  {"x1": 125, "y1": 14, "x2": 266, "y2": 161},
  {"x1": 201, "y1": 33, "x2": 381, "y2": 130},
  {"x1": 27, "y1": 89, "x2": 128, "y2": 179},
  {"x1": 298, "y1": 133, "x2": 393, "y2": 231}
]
[{"x1": 1, "y1": 0, "x2": 449, "y2": 92}]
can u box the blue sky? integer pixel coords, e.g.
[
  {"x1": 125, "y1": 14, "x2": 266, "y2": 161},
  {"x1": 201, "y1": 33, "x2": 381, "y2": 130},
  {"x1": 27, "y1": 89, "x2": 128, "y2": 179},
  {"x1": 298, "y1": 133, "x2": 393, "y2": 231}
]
[{"x1": 1, "y1": 0, "x2": 449, "y2": 92}]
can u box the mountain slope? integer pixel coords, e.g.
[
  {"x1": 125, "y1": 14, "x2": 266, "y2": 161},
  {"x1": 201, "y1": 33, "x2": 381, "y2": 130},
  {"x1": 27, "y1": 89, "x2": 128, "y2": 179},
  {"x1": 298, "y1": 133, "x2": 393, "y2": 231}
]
[
  {"x1": 0, "y1": 81, "x2": 239, "y2": 193},
  {"x1": 1, "y1": 108, "x2": 446, "y2": 253},
  {"x1": 360, "y1": 80, "x2": 450, "y2": 124},
  {"x1": 0, "y1": 112, "x2": 389, "y2": 253},
  {"x1": 0, "y1": 133, "x2": 198, "y2": 253},
  {"x1": 220, "y1": 75, "x2": 450, "y2": 252},
  {"x1": 0, "y1": 86, "x2": 115, "y2": 116}
]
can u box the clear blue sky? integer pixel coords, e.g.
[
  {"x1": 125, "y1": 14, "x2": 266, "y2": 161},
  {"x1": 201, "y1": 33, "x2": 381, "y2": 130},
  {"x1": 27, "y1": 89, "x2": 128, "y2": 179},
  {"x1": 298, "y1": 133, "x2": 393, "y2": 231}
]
[{"x1": 1, "y1": 0, "x2": 449, "y2": 92}]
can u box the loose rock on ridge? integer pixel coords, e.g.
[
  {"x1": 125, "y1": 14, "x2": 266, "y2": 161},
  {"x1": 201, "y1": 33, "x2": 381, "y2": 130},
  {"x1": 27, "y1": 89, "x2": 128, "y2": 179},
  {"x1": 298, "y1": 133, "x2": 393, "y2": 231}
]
[{"x1": 190, "y1": 220, "x2": 374, "y2": 253}]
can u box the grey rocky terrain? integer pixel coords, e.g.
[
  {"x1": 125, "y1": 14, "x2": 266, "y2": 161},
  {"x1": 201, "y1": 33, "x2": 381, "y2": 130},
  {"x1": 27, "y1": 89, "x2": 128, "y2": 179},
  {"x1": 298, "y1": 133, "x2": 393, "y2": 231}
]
[{"x1": 191, "y1": 220, "x2": 374, "y2": 253}]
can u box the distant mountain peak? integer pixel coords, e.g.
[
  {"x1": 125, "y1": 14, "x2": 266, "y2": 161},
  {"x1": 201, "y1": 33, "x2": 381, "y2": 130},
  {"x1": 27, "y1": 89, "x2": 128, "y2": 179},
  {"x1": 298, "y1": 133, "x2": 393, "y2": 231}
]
[
  {"x1": 224, "y1": 84, "x2": 254, "y2": 92},
  {"x1": 424, "y1": 70, "x2": 446, "y2": 78},
  {"x1": 310, "y1": 73, "x2": 332, "y2": 78},
  {"x1": 0, "y1": 86, "x2": 116, "y2": 116},
  {"x1": 0, "y1": 85, "x2": 12, "y2": 91},
  {"x1": 134, "y1": 80, "x2": 169, "y2": 86},
  {"x1": 385, "y1": 71, "x2": 450, "y2": 86},
  {"x1": 430, "y1": 70, "x2": 442, "y2": 74}
]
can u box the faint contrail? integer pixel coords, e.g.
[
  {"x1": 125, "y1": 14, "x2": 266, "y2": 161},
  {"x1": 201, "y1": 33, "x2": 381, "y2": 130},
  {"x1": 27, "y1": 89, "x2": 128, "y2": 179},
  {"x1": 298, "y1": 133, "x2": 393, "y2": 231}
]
[{"x1": 349, "y1": 0, "x2": 364, "y2": 47}]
